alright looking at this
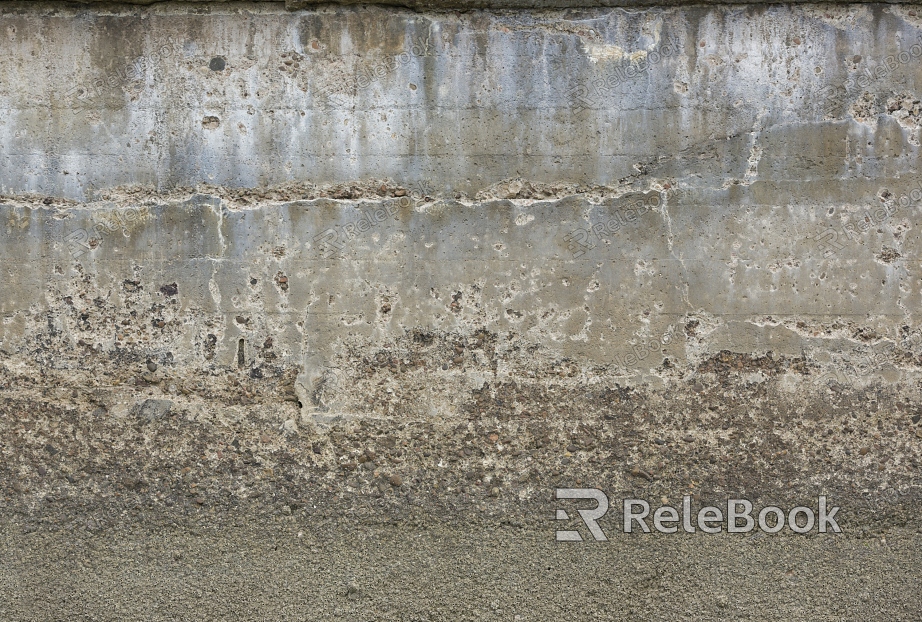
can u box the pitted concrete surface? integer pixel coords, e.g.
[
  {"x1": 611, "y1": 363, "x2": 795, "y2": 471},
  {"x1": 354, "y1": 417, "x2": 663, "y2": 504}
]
[
  {"x1": 2, "y1": 2, "x2": 922, "y2": 620},
  {"x1": 9, "y1": 0, "x2": 922, "y2": 8},
  {"x1": 6, "y1": 3, "x2": 922, "y2": 199}
]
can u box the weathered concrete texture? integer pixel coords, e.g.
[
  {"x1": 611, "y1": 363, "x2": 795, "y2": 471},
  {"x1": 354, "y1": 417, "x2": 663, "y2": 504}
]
[
  {"x1": 6, "y1": 3, "x2": 922, "y2": 198},
  {"x1": 2, "y1": 3, "x2": 922, "y2": 619},
  {"x1": 4, "y1": 187, "x2": 922, "y2": 530},
  {"x1": 7, "y1": 0, "x2": 922, "y2": 8}
]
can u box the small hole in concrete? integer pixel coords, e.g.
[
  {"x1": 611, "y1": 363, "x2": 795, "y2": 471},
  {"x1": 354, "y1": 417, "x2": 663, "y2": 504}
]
[
  {"x1": 209, "y1": 57, "x2": 226, "y2": 71},
  {"x1": 237, "y1": 339, "x2": 245, "y2": 368}
]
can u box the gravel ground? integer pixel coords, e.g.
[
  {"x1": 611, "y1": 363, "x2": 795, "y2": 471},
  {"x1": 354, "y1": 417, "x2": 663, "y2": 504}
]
[{"x1": 1, "y1": 514, "x2": 920, "y2": 621}]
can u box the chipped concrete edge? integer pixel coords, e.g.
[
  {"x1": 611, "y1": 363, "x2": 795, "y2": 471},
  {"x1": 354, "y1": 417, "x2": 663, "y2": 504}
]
[{"x1": 2, "y1": 0, "x2": 922, "y2": 10}]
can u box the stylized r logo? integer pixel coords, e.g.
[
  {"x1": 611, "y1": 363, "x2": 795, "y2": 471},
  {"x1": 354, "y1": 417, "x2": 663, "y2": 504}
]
[{"x1": 555, "y1": 488, "x2": 609, "y2": 541}]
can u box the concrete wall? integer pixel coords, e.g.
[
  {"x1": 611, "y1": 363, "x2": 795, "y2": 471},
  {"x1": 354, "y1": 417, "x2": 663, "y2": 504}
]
[
  {"x1": 1, "y1": 6, "x2": 922, "y2": 612},
  {"x1": 4, "y1": 3, "x2": 922, "y2": 200},
  {"x1": 0, "y1": 0, "x2": 922, "y2": 620}
]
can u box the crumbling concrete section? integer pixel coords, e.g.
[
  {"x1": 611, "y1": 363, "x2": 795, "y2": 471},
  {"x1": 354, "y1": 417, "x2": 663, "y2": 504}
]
[{"x1": 2, "y1": 2, "x2": 922, "y2": 619}]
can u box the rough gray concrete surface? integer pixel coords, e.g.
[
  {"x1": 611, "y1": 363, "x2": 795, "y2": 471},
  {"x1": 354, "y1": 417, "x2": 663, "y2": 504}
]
[
  {"x1": 2, "y1": 2, "x2": 922, "y2": 619},
  {"x1": 9, "y1": 0, "x2": 922, "y2": 9}
]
